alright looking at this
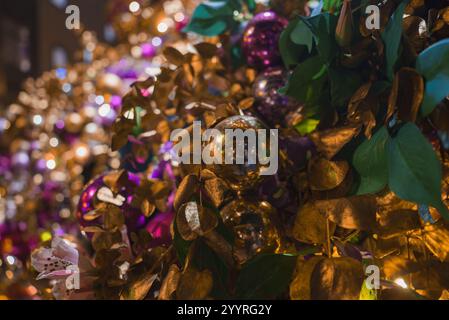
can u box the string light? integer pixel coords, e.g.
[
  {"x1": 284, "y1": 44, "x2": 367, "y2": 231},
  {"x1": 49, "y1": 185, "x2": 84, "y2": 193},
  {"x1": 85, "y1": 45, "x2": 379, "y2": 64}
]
[
  {"x1": 152, "y1": 37, "x2": 163, "y2": 47},
  {"x1": 129, "y1": 1, "x2": 140, "y2": 13},
  {"x1": 75, "y1": 144, "x2": 89, "y2": 160},
  {"x1": 98, "y1": 103, "x2": 111, "y2": 117},
  {"x1": 33, "y1": 115, "x2": 43, "y2": 125},
  {"x1": 46, "y1": 159, "x2": 56, "y2": 170}
]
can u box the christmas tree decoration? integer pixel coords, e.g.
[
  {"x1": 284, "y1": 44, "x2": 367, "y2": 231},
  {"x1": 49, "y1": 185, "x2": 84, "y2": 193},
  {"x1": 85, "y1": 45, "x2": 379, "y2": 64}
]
[
  {"x1": 242, "y1": 11, "x2": 288, "y2": 70},
  {"x1": 76, "y1": 171, "x2": 147, "y2": 233},
  {"x1": 204, "y1": 115, "x2": 275, "y2": 192},
  {"x1": 220, "y1": 198, "x2": 282, "y2": 264},
  {"x1": 252, "y1": 67, "x2": 300, "y2": 127},
  {"x1": 1, "y1": 0, "x2": 449, "y2": 301}
]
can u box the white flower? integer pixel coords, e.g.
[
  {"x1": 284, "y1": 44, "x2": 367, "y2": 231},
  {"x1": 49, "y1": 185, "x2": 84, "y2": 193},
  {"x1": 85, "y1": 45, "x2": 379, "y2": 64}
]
[
  {"x1": 32, "y1": 237, "x2": 81, "y2": 300},
  {"x1": 31, "y1": 237, "x2": 79, "y2": 280}
]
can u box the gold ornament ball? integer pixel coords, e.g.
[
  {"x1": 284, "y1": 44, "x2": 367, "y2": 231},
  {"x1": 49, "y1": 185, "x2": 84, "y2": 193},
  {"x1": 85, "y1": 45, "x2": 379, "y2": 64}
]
[
  {"x1": 220, "y1": 199, "x2": 281, "y2": 264},
  {"x1": 204, "y1": 115, "x2": 273, "y2": 192}
]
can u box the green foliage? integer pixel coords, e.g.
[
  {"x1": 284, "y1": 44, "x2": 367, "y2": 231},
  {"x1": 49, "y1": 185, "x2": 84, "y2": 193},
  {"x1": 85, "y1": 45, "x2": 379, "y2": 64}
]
[
  {"x1": 282, "y1": 55, "x2": 327, "y2": 102},
  {"x1": 359, "y1": 280, "x2": 377, "y2": 300},
  {"x1": 235, "y1": 253, "x2": 297, "y2": 299},
  {"x1": 291, "y1": 18, "x2": 314, "y2": 53},
  {"x1": 416, "y1": 39, "x2": 449, "y2": 116},
  {"x1": 323, "y1": 0, "x2": 343, "y2": 12},
  {"x1": 353, "y1": 127, "x2": 389, "y2": 195},
  {"x1": 293, "y1": 13, "x2": 338, "y2": 65},
  {"x1": 381, "y1": 1, "x2": 408, "y2": 81},
  {"x1": 183, "y1": 0, "x2": 255, "y2": 36},
  {"x1": 279, "y1": 17, "x2": 307, "y2": 68},
  {"x1": 353, "y1": 123, "x2": 449, "y2": 219},
  {"x1": 329, "y1": 67, "x2": 362, "y2": 107},
  {"x1": 295, "y1": 118, "x2": 320, "y2": 135},
  {"x1": 387, "y1": 123, "x2": 449, "y2": 220}
]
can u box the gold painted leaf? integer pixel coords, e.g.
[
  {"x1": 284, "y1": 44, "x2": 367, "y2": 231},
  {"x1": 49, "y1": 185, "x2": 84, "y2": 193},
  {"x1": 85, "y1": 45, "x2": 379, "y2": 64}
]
[
  {"x1": 310, "y1": 257, "x2": 364, "y2": 300},
  {"x1": 311, "y1": 168, "x2": 354, "y2": 200},
  {"x1": 176, "y1": 202, "x2": 218, "y2": 241},
  {"x1": 111, "y1": 132, "x2": 129, "y2": 152},
  {"x1": 293, "y1": 203, "x2": 336, "y2": 246},
  {"x1": 421, "y1": 223, "x2": 449, "y2": 262},
  {"x1": 347, "y1": 83, "x2": 379, "y2": 139},
  {"x1": 104, "y1": 206, "x2": 125, "y2": 230},
  {"x1": 176, "y1": 268, "x2": 213, "y2": 300},
  {"x1": 159, "y1": 264, "x2": 181, "y2": 300},
  {"x1": 174, "y1": 174, "x2": 200, "y2": 212},
  {"x1": 82, "y1": 226, "x2": 105, "y2": 234},
  {"x1": 376, "y1": 190, "x2": 418, "y2": 212},
  {"x1": 387, "y1": 67, "x2": 424, "y2": 123},
  {"x1": 141, "y1": 199, "x2": 156, "y2": 218},
  {"x1": 290, "y1": 256, "x2": 325, "y2": 300},
  {"x1": 203, "y1": 175, "x2": 230, "y2": 208},
  {"x1": 163, "y1": 47, "x2": 185, "y2": 66},
  {"x1": 382, "y1": 255, "x2": 420, "y2": 280},
  {"x1": 377, "y1": 209, "x2": 421, "y2": 239},
  {"x1": 194, "y1": 42, "x2": 218, "y2": 59},
  {"x1": 308, "y1": 157, "x2": 349, "y2": 191},
  {"x1": 238, "y1": 97, "x2": 255, "y2": 110},
  {"x1": 314, "y1": 195, "x2": 377, "y2": 231},
  {"x1": 120, "y1": 271, "x2": 158, "y2": 300},
  {"x1": 83, "y1": 209, "x2": 104, "y2": 222},
  {"x1": 310, "y1": 125, "x2": 360, "y2": 159}
]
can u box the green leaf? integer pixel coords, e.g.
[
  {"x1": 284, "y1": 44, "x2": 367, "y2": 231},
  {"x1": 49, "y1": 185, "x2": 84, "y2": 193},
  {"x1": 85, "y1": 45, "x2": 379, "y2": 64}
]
[
  {"x1": 323, "y1": 0, "x2": 343, "y2": 12},
  {"x1": 329, "y1": 68, "x2": 363, "y2": 107},
  {"x1": 235, "y1": 253, "x2": 297, "y2": 299},
  {"x1": 183, "y1": 0, "x2": 241, "y2": 36},
  {"x1": 292, "y1": 13, "x2": 338, "y2": 65},
  {"x1": 387, "y1": 123, "x2": 449, "y2": 220},
  {"x1": 243, "y1": 0, "x2": 256, "y2": 13},
  {"x1": 279, "y1": 18, "x2": 306, "y2": 68},
  {"x1": 295, "y1": 118, "x2": 320, "y2": 135},
  {"x1": 291, "y1": 20, "x2": 314, "y2": 53},
  {"x1": 353, "y1": 127, "x2": 389, "y2": 195},
  {"x1": 415, "y1": 38, "x2": 449, "y2": 116},
  {"x1": 381, "y1": 1, "x2": 408, "y2": 81},
  {"x1": 284, "y1": 55, "x2": 327, "y2": 102},
  {"x1": 359, "y1": 280, "x2": 377, "y2": 300}
]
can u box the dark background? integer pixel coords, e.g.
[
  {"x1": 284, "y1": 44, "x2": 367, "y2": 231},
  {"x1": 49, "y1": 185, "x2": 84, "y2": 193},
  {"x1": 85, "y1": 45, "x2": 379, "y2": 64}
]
[{"x1": 0, "y1": 0, "x2": 112, "y2": 106}]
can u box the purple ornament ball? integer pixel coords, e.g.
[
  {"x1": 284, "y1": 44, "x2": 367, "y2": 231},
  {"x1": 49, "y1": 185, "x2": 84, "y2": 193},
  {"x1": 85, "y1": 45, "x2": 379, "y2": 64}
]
[
  {"x1": 242, "y1": 11, "x2": 288, "y2": 70},
  {"x1": 76, "y1": 172, "x2": 147, "y2": 233},
  {"x1": 146, "y1": 211, "x2": 174, "y2": 248},
  {"x1": 253, "y1": 67, "x2": 299, "y2": 126}
]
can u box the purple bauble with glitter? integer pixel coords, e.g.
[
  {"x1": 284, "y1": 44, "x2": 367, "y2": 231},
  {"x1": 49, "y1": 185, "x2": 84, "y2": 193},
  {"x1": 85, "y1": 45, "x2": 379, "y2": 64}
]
[
  {"x1": 242, "y1": 11, "x2": 288, "y2": 70},
  {"x1": 145, "y1": 141, "x2": 177, "y2": 247},
  {"x1": 76, "y1": 172, "x2": 147, "y2": 233},
  {"x1": 253, "y1": 67, "x2": 299, "y2": 126}
]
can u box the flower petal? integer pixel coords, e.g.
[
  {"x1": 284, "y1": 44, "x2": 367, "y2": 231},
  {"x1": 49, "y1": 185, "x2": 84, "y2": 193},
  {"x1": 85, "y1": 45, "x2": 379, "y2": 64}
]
[
  {"x1": 31, "y1": 247, "x2": 54, "y2": 273},
  {"x1": 51, "y1": 280, "x2": 74, "y2": 300},
  {"x1": 36, "y1": 269, "x2": 75, "y2": 281},
  {"x1": 52, "y1": 237, "x2": 79, "y2": 265}
]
